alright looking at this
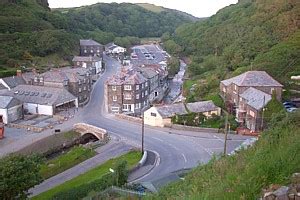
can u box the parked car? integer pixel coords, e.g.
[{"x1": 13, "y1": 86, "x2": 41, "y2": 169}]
[
  {"x1": 283, "y1": 101, "x2": 296, "y2": 107},
  {"x1": 287, "y1": 107, "x2": 298, "y2": 113}
]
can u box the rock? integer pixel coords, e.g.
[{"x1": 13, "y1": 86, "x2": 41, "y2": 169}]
[
  {"x1": 264, "y1": 192, "x2": 276, "y2": 200},
  {"x1": 292, "y1": 173, "x2": 300, "y2": 184}
]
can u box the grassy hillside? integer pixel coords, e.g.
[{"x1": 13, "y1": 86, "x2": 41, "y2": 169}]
[
  {"x1": 164, "y1": 0, "x2": 300, "y2": 101},
  {"x1": 0, "y1": 0, "x2": 194, "y2": 76},
  {"x1": 151, "y1": 111, "x2": 300, "y2": 199}
]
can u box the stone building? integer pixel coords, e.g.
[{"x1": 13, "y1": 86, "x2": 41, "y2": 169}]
[
  {"x1": 106, "y1": 69, "x2": 150, "y2": 115},
  {"x1": 80, "y1": 39, "x2": 104, "y2": 57},
  {"x1": 72, "y1": 56, "x2": 103, "y2": 75}
]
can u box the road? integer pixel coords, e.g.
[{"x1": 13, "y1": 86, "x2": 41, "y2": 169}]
[{"x1": 79, "y1": 54, "x2": 251, "y2": 182}]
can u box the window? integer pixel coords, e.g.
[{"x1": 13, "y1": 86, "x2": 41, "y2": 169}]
[
  {"x1": 208, "y1": 111, "x2": 212, "y2": 115},
  {"x1": 135, "y1": 104, "x2": 140, "y2": 109},
  {"x1": 111, "y1": 107, "x2": 119, "y2": 112},
  {"x1": 83, "y1": 78, "x2": 86, "y2": 83},
  {"x1": 34, "y1": 77, "x2": 38, "y2": 82},
  {"x1": 40, "y1": 77, "x2": 44, "y2": 82},
  {"x1": 271, "y1": 88, "x2": 275, "y2": 94},
  {"x1": 79, "y1": 96, "x2": 82, "y2": 101},
  {"x1": 249, "y1": 110, "x2": 255, "y2": 117},
  {"x1": 79, "y1": 87, "x2": 82, "y2": 93},
  {"x1": 113, "y1": 96, "x2": 117, "y2": 101},
  {"x1": 136, "y1": 85, "x2": 139, "y2": 90},
  {"x1": 145, "y1": 82, "x2": 148, "y2": 87},
  {"x1": 151, "y1": 112, "x2": 157, "y2": 117},
  {"x1": 123, "y1": 104, "x2": 131, "y2": 110},
  {"x1": 142, "y1": 84, "x2": 144, "y2": 89},
  {"x1": 136, "y1": 94, "x2": 140, "y2": 99},
  {"x1": 145, "y1": 90, "x2": 148, "y2": 96},
  {"x1": 91, "y1": 49, "x2": 94, "y2": 53},
  {"x1": 222, "y1": 87, "x2": 226, "y2": 92},
  {"x1": 124, "y1": 85, "x2": 132, "y2": 91},
  {"x1": 84, "y1": 49, "x2": 87, "y2": 53},
  {"x1": 112, "y1": 85, "x2": 117, "y2": 91},
  {"x1": 83, "y1": 86, "x2": 86, "y2": 91},
  {"x1": 124, "y1": 93, "x2": 132, "y2": 100},
  {"x1": 142, "y1": 92, "x2": 144, "y2": 98},
  {"x1": 78, "y1": 80, "x2": 81, "y2": 85},
  {"x1": 97, "y1": 49, "x2": 100, "y2": 53}
]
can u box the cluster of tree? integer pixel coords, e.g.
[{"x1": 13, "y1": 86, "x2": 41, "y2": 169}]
[
  {"x1": 165, "y1": 0, "x2": 300, "y2": 100},
  {"x1": 0, "y1": 0, "x2": 194, "y2": 72}
]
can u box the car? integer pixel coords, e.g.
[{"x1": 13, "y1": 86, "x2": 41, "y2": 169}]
[
  {"x1": 283, "y1": 101, "x2": 297, "y2": 107},
  {"x1": 287, "y1": 107, "x2": 298, "y2": 113}
]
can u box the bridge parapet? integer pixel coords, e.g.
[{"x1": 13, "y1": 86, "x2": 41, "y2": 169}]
[{"x1": 73, "y1": 123, "x2": 108, "y2": 141}]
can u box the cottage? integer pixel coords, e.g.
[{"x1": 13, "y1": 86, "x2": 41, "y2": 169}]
[
  {"x1": 80, "y1": 39, "x2": 104, "y2": 57},
  {"x1": 72, "y1": 56, "x2": 102, "y2": 74},
  {"x1": 144, "y1": 101, "x2": 220, "y2": 127},
  {"x1": 0, "y1": 95, "x2": 23, "y2": 124},
  {"x1": 105, "y1": 42, "x2": 126, "y2": 54},
  {"x1": 144, "y1": 103, "x2": 187, "y2": 127},
  {"x1": 4, "y1": 85, "x2": 78, "y2": 116}
]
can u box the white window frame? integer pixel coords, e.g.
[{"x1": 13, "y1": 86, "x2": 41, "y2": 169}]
[
  {"x1": 124, "y1": 85, "x2": 132, "y2": 91},
  {"x1": 136, "y1": 94, "x2": 140, "y2": 99},
  {"x1": 145, "y1": 82, "x2": 148, "y2": 87},
  {"x1": 112, "y1": 85, "x2": 117, "y2": 91},
  {"x1": 136, "y1": 85, "x2": 139, "y2": 90},
  {"x1": 83, "y1": 86, "x2": 86, "y2": 91},
  {"x1": 142, "y1": 92, "x2": 144, "y2": 98},
  {"x1": 124, "y1": 93, "x2": 132, "y2": 100},
  {"x1": 145, "y1": 90, "x2": 148, "y2": 96},
  {"x1": 113, "y1": 95, "x2": 117, "y2": 101},
  {"x1": 79, "y1": 87, "x2": 82, "y2": 93}
]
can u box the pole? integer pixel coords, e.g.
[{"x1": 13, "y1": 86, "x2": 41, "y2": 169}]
[
  {"x1": 223, "y1": 111, "x2": 228, "y2": 156},
  {"x1": 261, "y1": 96, "x2": 266, "y2": 131},
  {"x1": 142, "y1": 112, "x2": 144, "y2": 154}
]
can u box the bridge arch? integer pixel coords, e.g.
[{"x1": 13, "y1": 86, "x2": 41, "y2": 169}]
[{"x1": 73, "y1": 123, "x2": 108, "y2": 141}]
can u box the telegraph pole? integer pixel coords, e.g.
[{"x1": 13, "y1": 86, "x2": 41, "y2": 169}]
[
  {"x1": 261, "y1": 96, "x2": 266, "y2": 131},
  {"x1": 223, "y1": 111, "x2": 229, "y2": 156},
  {"x1": 141, "y1": 112, "x2": 144, "y2": 154}
]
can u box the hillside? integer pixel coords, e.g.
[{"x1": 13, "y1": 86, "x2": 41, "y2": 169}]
[
  {"x1": 164, "y1": 0, "x2": 300, "y2": 101},
  {"x1": 136, "y1": 3, "x2": 199, "y2": 22},
  {"x1": 151, "y1": 111, "x2": 300, "y2": 199},
  {"x1": 0, "y1": 0, "x2": 194, "y2": 76}
]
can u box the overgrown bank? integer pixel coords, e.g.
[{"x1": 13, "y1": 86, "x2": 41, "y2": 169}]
[{"x1": 150, "y1": 111, "x2": 300, "y2": 199}]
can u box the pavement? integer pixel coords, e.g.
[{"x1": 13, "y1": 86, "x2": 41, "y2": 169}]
[{"x1": 0, "y1": 53, "x2": 253, "y2": 194}]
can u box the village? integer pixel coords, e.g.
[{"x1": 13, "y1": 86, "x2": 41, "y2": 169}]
[{"x1": 0, "y1": 38, "x2": 298, "y2": 140}]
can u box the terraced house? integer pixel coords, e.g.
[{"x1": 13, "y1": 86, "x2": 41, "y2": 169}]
[
  {"x1": 220, "y1": 71, "x2": 283, "y2": 132},
  {"x1": 106, "y1": 69, "x2": 150, "y2": 115},
  {"x1": 80, "y1": 39, "x2": 104, "y2": 57}
]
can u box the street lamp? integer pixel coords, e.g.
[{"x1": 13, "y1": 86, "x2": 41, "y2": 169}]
[{"x1": 141, "y1": 111, "x2": 145, "y2": 154}]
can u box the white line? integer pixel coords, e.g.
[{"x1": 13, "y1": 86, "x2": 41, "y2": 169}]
[
  {"x1": 168, "y1": 143, "x2": 180, "y2": 151},
  {"x1": 181, "y1": 153, "x2": 187, "y2": 163},
  {"x1": 151, "y1": 136, "x2": 164, "y2": 142}
]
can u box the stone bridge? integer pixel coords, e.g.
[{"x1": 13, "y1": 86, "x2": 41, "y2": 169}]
[{"x1": 73, "y1": 123, "x2": 108, "y2": 141}]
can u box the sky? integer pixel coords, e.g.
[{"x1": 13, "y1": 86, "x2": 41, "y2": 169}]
[{"x1": 48, "y1": 0, "x2": 238, "y2": 18}]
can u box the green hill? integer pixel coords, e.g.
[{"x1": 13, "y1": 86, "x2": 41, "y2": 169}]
[
  {"x1": 164, "y1": 0, "x2": 300, "y2": 100},
  {"x1": 0, "y1": 0, "x2": 194, "y2": 76}
]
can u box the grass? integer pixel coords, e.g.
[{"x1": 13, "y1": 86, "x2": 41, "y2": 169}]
[
  {"x1": 33, "y1": 151, "x2": 141, "y2": 200},
  {"x1": 40, "y1": 146, "x2": 96, "y2": 179},
  {"x1": 136, "y1": 3, "x2": 165, "y2": 13},
  {"x1": 150, "y1": 112, "x2": 300, "y2": 199}
]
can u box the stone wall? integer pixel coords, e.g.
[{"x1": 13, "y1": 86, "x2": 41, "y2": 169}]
[
  {"x1": 261, "y1": 173, "x2": 300, "y2": 200},
  {"x1": 115, "y1": 114, "x2": 142, "y2": 123},
  {"x1": 73, "y1": 123, "x2": 108, "y2": 141}
]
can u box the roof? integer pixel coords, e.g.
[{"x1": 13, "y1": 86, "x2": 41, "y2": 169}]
[
  {"x1": 240, "y1": 87, "x2": 272, "y2": 110},
  {"x1": 106, "y1": 68, "x2": 147, "y2": 85},
  {"x1": 136, "y1": 67, "x2": 158, "y2": 79},
  {"x1": 221, "y1": 71, "x2": 282, "y2": 87},
  {"x1": 0, "y1": 83, "x2": 6, "y2": 90},
  {"x1": 1, "y1": 76, "x2": 25, "y2": 88},
  {"x1": 4, "y1": 85, "x2": 77, "y2": 106},
  {"x1": 72, "y1": 56, "x2": 101, "y2": 62},
  {"x1": 0, "y1": 95, "x2": 21, "y2": 109},
  {"x1": 40, "y1": 67, "x2": 90, "y2": 83},
  {"x1": 80, "y1": 39, "x2": 102, "y2": 46},
  {"x1": 186, "y1": 101, "x2": 219, "y2": 113},
  {"x1": 155, "y1": 103, "x2": 188, "y2": 118}
]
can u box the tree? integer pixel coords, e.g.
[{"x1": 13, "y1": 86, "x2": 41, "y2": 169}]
[
  {"x1": 0, "y1": 155, "x2": 42, "y2": 199},
  {"x1": 114, "y1": 160, "x2": 128, "y2": 186}
]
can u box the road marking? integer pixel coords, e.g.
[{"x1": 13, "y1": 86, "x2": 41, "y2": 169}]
[
  {"x1": 151, "y1": 136, "x2": 163, "y2": 142},
  {"x1": 181, "y1": 153, "x2": 187, "y2": 163},
  {"x1": 167, "y1": 143, "x2": 180, "y2": 151}
]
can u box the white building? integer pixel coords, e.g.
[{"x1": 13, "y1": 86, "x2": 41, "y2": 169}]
[
  {"x1": 0, "y1": 95, "x2": 23, "y2": 124},
  {"x1": 144, "y1": 101, "x2": 221, "y2": 127},
  {"x1": 105, "y1": 43, "x2": 126, "y2": 54},
  {"x1": 4, "y1": 85, "x2": 78, "y2": 116},
  {"x1": 72, "y1": 56, "x2": 102, "y2": 74}
]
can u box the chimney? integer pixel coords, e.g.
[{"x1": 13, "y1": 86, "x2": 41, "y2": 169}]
[{"x1": 16, "y1": 70, "x2": 22, "y2": 77}]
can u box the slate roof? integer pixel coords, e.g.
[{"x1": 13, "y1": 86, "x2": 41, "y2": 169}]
[
  {"x1": 4, "y1": 85, "x2": 77, "y2": 106},
  {"x1": 240, "y1": 87, "x2": 272, "y2": 110},
  {"x1": 136, "y1": 67, "x2": 158, "y2": 79},
  {"x1": 80, "y1": 39, "x2": 102, "y2": 46},
  {"x1": 186, "y1": 101, "x2": 219, "y2": 113},
  {"x1": 0, "y1": 95, "x2": 21, "y2": 109},
  {"x1": 1, "y1": 76, "x2": 25, "y2": 88},
  {"x1": 221, "y1": 71, "x2": 282, "y2": 87},
  {"x1": 40, "y1": 67, "x2": 89, "y2": 83},
  {"x1": 0, "y1": 83, "x2": 6, "y2": 90},
  {"x1": 106, "y1": 69, "x2": 147, "y2": 85},
  {"x1": 155, "y1": 103, "x2": 188, "y2": 118},
  {"x1": 72, "y1": 56, "x2": 101, "y2": 62}
]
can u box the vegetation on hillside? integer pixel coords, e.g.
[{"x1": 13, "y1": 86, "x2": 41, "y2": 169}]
[
  {"x1": 0, "y1": 0, "x2": 193, "y2": 75},
  {"x1": 165, "y1": 0, "x2": 300, "y2": 100},
  {"x1": 151, "y1": 111, "x2": 300, "y2": 199}
]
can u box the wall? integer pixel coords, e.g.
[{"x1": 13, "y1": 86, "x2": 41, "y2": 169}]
[
  {"x1": 0, "y1": 109, "x2": 8, "y2": 124},
  {"x1": 7, "y1": 104, "x2": 23, "y2": 123},
  {"x1": 24, "y1": 103, "x2": 38, "y2": 114},
  {"x1": 144, "y1": 107, "x2": 165, "y2": 127},
  {"x1": 38, "y1": 104, "x2": 53, "y2": 115}
]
